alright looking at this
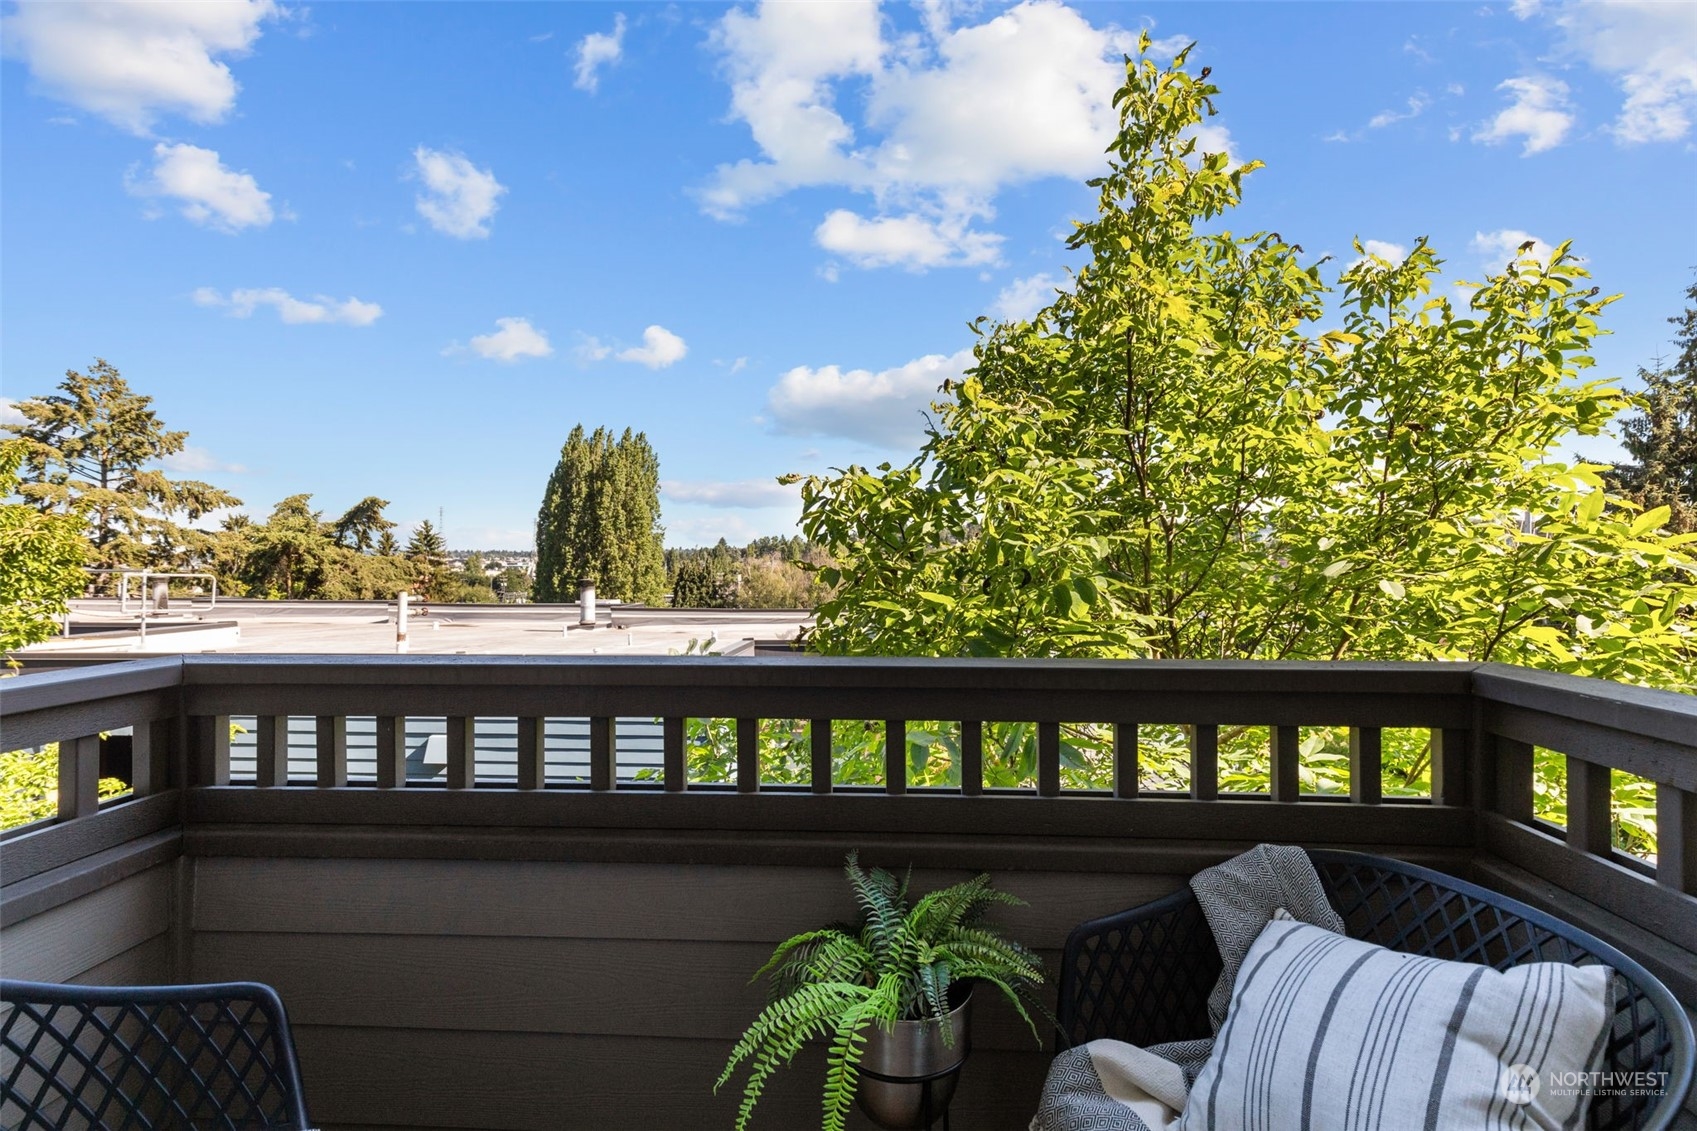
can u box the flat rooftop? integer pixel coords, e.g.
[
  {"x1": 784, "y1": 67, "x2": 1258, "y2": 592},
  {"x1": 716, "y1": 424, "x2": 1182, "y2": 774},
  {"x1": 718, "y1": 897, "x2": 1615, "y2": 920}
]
[{"x1": 19, "y1": 598, "x2": 812, "y2": 664}]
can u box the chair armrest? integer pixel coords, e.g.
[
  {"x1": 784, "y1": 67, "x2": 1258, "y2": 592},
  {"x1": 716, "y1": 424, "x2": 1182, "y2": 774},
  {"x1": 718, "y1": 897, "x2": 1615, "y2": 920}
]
[{"x1": 1056, "y1": 885, "x2": 1221, "y2": 1050}]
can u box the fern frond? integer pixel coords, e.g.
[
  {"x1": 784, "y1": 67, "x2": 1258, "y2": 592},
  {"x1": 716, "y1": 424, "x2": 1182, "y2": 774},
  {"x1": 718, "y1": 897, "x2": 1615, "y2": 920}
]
[
  {"x1": 821, "y1": 973, "x2": 905, "y2": 1131},
  {"x1": 751, "y1": 927, "x2": 854, "y2": 986}
]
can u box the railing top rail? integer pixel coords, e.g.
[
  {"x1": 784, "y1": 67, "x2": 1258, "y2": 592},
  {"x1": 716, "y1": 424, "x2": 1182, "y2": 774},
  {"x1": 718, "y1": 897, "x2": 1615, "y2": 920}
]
[
  {"x1": 1473, "y1": 663, "x2": 1697, "y2": 750},
  {"x1": 0, "y1": 655, "x2": 184, "y2": 715}
]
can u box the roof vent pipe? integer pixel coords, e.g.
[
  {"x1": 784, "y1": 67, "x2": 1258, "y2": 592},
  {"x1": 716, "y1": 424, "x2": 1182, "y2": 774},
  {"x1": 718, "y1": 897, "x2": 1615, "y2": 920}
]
[{"x1": 578, "y1": 579, "x2": 597, "y2": 629}]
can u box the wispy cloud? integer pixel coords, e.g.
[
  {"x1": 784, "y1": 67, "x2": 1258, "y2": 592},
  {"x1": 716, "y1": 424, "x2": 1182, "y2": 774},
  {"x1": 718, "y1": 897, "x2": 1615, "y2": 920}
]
[
  {"x1": 574, "y1": 13, "x2": 626, "y2": 93},
  {"x1": 128, "y1": 143, "x2": 274, "y2": 232},
  {"x1": 412, "y1": 147, "x2": 506, "y2": 238},
  {"x1": 990, "y1": 272, "x2": 1067, "y2": 322},
  {"x1": 766, "y1": 347, "x2": 972, "y2": 449},
  {"x1": 194, "y1": 287, "x2": 382, "y2": 326}
]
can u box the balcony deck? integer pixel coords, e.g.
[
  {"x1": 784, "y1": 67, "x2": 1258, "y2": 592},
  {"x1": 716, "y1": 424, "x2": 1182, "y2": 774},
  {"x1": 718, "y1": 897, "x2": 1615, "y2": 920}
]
[{"x1": 3, "y1": 656, "x2": 1695, "y2": 1130}]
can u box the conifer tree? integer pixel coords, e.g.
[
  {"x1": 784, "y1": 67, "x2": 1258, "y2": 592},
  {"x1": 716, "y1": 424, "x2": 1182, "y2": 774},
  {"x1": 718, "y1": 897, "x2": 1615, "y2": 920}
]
[
  {"x1": 533, "y1": 426, "x2": 666, "y2": 603},
  {"x1": 1610, "y1": 280, "x2": 1697, "y2": 533}
]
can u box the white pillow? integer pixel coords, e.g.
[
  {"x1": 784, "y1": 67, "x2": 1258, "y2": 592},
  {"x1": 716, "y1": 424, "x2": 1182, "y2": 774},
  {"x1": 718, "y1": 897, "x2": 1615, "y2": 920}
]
[{"x1": 1181, "y1": 917, "x2": 1613, "y2": 1131}]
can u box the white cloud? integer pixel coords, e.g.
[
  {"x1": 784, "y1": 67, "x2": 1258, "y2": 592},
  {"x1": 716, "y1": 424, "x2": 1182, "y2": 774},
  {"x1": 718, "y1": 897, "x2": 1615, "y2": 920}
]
[
  {"x1": 128, "y1": 143, "x2": 273, "y2": 231},
  {"x1": 666, "y1": 513, "x2": 781, "y2": 547},
  {"x1": 194, "y1": 286, "x2": 382, "y2": 326},
  {"x1": 616, "y1": 325, "x2": 689, "y2": 369},
  {"x1": 1549, "y1": 1, "x2": 1697, "y2": 144},
  {"x1": 1354, "y1": 239, "x2": 1408, "y2": 267},
  {"x1": 815, "y1": 208, "x2": 1002, "y2": 270},
  {"x1": 728, "y1": 357, "x2": 749, "y2": 375},
  {"x1": 160, "y1": 446, "x2": 246, "y2": 474},
  {"x1": 574, "y1": 335, "x2": 613, "y2": 363},
  {"x1": 661, "y1": 479, "x2": 798, "y2": 507},
  {"x1": 1, "y1": 397, "x2": 27, "y2": 426},
  {"x1": 766, "y1": 347, "x2": 973, "y2": 448},
  {"x1": 704, "y1": 0, "x2": 1181, "y2": 273},
  {"x1": 1368, "y1": 94, "x2": 1429, "y2": 129},
  {"x1": 1473, "y1": 75, "x2": 1573, "y2": 155},
  {"x1": 1470, "y1": 229, "x2": 1554, "y2": 268},
  {"x1": 991, "y1": 272, "x2": 1066, "y2": 321},
  {"x1": 469, "y1": 317, "x2": 554, "y2": 362},
  {"x1": 2, "y1": 0, "x2": 276, "y2": 135},
  {"x1": 574, "y1": 13, "x2": 626, "y2": 92},
  {"x1": 412, "y1": 147, "x2": 506, "y2": 239}
]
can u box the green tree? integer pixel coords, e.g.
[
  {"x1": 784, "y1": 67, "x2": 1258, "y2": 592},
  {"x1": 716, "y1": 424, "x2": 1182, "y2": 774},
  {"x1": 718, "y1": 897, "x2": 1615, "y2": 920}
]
[
  {"x1": 4, "y1": 360, "x2": 240, "y2": 582},
  {"x1": 494, "y1": 566, "x2": 532, "y2": 599},
  {"x1": 376, "y1": 529, "x2": 400, "y2": 556},
  {"x1": 0, "y1": 439, "x2": 89, "y2": 658},
  {"x1": 333, "y1": 496, "x2": 396, "y2": 552},
  {"x1": 534, "y1": 426, "x2": 666, "y2": 603},
  {"x1": 242, "y1": 494, "x2": 336, "y2": 598},
  {"x1": 789, "y1": 39, "x2": 1697, "y2": 693},
  {"x1": 1608, "y1": 280, "x2": 1697, "y2": 533}
]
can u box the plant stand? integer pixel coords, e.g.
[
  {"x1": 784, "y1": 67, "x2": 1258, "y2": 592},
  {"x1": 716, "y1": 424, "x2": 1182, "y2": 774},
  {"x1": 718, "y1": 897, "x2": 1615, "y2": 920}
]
[
  {"x1": 855, "y1": 993, "x2": 972, "y2": 1130},
  {"x1": 858, "y1": 1059, "x2": 966, "y2": 1131}
]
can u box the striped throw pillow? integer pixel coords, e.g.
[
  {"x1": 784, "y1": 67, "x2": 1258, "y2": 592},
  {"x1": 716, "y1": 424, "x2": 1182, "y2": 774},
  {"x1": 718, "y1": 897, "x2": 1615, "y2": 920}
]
[{"x1": 1181, "y1": 917, "x2": 1613, "y2": 1131}]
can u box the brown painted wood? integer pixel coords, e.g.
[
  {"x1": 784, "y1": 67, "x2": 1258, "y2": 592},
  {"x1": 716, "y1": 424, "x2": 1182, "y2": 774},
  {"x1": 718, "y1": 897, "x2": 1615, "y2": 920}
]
[
  {"x1": 516, "y1": 718, "x2": 545, "y2": 791},
  {"x1": 589, "y1": 716, "x2": 613, "y2": 792},
  {"x1": 735, "y1": 717, "x2": 757, "y2": 794},
  {"x1": 1, "y1": 829, "x2": 181, "y2": 926},
  {"x1": 129, "y1": 719, "x2": 172, "y2": 796},
  {"x1": 1491, "y1": 734, "x2": 1535, "y2": 823},
  {"x1": 1480, "y1": 814, "x2": 1697, "y2": 955},
  {"x1": 71, "y1": 932, "x2": 173, "y2": 988},
  {"x1": 1350, "y1": 727, "x2": 1382, "y2": 805},
  {"x1": 1038, "y1": 721, "x2": 1061, "y2": 798},
  {"x1": 376, "y1": 716, "x2": 407, "y2": 789},
  {"x1": 191, "y1": 715, "x2": 230, "y2": 787},
  {"x1": 662, "y1": 717, "x2": 685, "y2": 792},
  {"x1": 1472, "y1": 662, "x2": 1697, "y2": 749},
  {"x1": 1189, "y1": 725, "x2": 1218, "y2": 801},
  {"x1": 1656, "y1": 784, "x2": 1696, "y2": 897},
  {"x1": 0, "y1": 865, "x2": 171, "y2": 983},
  {"x1": 58, "y1": 735, "x2": 101, "y2": 819},
  {"x1": 445, "y1": 716, "x2": 472, "y2": 789},
  {"x1": 1432, "y1": 728, "x2": 1468, "y2": 808},
  {"x1": 1114, "y1": 723, "x2": 1138, "y2": 799},
  {"x1": 810, "y1": 718, "x2": 832, "y2": 794},
  {"x1": 884, "y1": 719, "x2": 905, "y2": 795},
  {"x1": 256, "y1": 716, "x2": 290, "y2": 787},
  {"x1": 1564, "y1": 755, "x2": 1613, "y2": 858},
  {"x1": 1270, "y1": 726, "x2": 1300, "y2": 803},
  {"x1": 317, "y1": 715, "x2": 348, "y2": 788},
  {"x1": 0, "y1": 792, "x2": 181, "y2": 888},
  {"x1": 1481, "y1": 700, "x2": 1697, "y2": 794},
  {"x1": 961, "y1": 721, "x2": 984, "y2": 797}
]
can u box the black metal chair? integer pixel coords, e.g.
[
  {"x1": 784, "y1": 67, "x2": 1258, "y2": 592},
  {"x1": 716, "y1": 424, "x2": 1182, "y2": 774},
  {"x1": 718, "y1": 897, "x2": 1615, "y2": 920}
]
[
  {"x1": 1057, "y1": 849, "x2": 1695, "y2": 1131},
  {"x1": 0, "y1": 979, "x2": 314, "y2": 1130}
]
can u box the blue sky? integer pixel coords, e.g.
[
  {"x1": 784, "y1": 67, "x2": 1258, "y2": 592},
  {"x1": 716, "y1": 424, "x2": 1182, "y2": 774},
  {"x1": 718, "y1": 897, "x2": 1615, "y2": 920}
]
[{"x1": 3, "y1": 1, "x2": 1694, "y2": 550}]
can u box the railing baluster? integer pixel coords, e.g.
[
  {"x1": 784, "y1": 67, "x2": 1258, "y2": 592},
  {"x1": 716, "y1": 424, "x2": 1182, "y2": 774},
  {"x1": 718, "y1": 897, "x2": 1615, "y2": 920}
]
[
  {"x1": 1114, "y1": 722, "x2": 1138, "y2": 799},
  {"x1": 191, "y1": 715, "x2": 231, "y2": 787},
  {"x1": 256, "y1": 716, "x2": 289, "y2": 787},
  {"x1": 1271, "y1": 725, "x2": 1300, "y2": 802},
  {"x1": 1657, "y1": 784, "x2": 1696, "y2": 896},
  {"x1": 1038, "y1": 721, "x2": 1061, "y2": 797},
  {"x1": 736, "y1": 718, "x2": 758, "y2": 793},
  {"x1": 1432, "y1": 728, "x2": 1469, "y2": 807},
  {"x1": 1492, "y1": 735, "x2": 1535, "y2": 823},
  {"x1": 517, "y1": 717, "x2": 545, "y2": 791},
  {"x1": 1350, "y1": 727, "x2": 1382, "y2": 805},
  {"x1": 960, "y1": 721, "x2": 983, "y2": 797},
  {"x1": 810, "y1": 718, "x2": 832, "y2": 795},
  {"x1": 57, "y1": 735, "x2": 100, "y2": 819},
  {"x1": 662, "y1": 717, "x2": 685, "y2": 792},
  {"x1": 444, "y1": 717, "x2": 473, "y2": 789},
  {"x1": 1565, "y1": 755, "x2": 1612, "y2": 856},
  {"x1": 316, "y1": 716, "x2": 347, "y2": 788},
  {"x1": 1189, "y1": 725, "x2": 1218, "y2": 801},
  {"x1": 375, "y1": 716, "x2": 407, "y2": 789},
  {"x1": 590, "y1": 717, "x2": 614, "y2": 791},
  {"x1": 884, "y1": 720, "x2": 905, "y2": 795},
  {"x1": 130, "y1": 719, "x2": 171, "y2": 795}
]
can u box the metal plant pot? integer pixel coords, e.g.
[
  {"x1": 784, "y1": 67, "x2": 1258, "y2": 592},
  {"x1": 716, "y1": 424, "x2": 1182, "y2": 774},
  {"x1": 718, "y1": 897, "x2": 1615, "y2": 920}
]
[{"x1": 855, "y1": 992, "x2": 972, "y2": 1129}]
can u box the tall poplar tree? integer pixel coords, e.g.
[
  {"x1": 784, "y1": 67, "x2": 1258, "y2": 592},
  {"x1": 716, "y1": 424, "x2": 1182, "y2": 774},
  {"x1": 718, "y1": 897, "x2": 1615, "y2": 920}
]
[
  {"x1": 533, "y1": 426, "x2": 666, "y2": 603},
  {"x1": 4, "y1": 359, "x2": 240, "y2": 581}
]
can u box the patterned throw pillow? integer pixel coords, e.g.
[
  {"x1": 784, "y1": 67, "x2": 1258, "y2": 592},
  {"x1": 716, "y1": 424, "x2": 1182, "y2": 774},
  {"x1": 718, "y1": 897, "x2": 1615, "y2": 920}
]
[{"x1": 1181, "y1": 917, "x2": 1613, "y2": 1131}]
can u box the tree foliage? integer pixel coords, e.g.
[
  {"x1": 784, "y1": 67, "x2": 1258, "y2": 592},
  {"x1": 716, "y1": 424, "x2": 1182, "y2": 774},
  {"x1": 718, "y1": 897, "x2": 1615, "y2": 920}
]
[
  {"x1": 0, "y1": 439, "x2": 88, "y2": 658},
  {"x1": 667, "y1": 535, "x2": 834, "y2": 608},
  {"x1": 789, "y1": 39, "x2": 1697, "y2": 693},
  {"x1": 1609, "y1": 279, "x2": 1697, "y2": 534},
  {"x1": 3, "y1": 360, "x2": 240, "y2": 583},
  {"x1": 533, "y1": 425, "x2": 666, "y2": 603}
]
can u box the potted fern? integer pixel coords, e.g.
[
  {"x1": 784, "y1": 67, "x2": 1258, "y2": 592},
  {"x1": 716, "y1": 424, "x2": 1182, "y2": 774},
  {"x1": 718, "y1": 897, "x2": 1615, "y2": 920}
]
[{"x1": 716, "y1": 852, "x2": 1049, "y2": 1131}]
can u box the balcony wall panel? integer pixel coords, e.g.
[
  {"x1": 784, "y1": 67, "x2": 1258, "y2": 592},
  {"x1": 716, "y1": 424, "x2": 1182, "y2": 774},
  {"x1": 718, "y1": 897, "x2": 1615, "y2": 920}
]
[{"x1": 0, "y1": 864, "x2": 173, "y2": 985}]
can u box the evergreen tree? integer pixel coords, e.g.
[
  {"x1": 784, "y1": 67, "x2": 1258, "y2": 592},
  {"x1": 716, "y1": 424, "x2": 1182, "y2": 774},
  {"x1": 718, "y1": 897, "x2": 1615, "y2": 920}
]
[
  {"x1": 333, "y1": 496, "x2": 396, "y2": 552},
  {"x1": 1609, "y1": 280, "x2": 1697, "y2": 533},
  {"x1": 376, "y1": 529, "x2": 400, "y2": 556},
  {"x1": 4, "y1": 359, "x2": 240, "y2": 581},
  {"x1": 406, "y1": 519, "x2": 447, "y2": 563},
  {"x1": 533, "y1": 426, "x2": 666, "y2": 603}
]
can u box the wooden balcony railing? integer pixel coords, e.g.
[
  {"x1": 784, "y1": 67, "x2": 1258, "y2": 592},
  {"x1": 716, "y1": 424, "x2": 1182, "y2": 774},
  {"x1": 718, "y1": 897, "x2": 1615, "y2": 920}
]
[{"x1": 2, "y1": 655, "x2": 1694, "y2": 1129}]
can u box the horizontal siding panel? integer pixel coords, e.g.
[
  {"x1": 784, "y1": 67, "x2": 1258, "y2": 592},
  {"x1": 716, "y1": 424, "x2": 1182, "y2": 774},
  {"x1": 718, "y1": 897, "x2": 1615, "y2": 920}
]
[
  {"x1": 293, "y1": 1025, "x2": 1049, "y2": 1131},
  {"x1": 192, "y1": 857, "x2": 1183, "y2": 949},
  {"x1": 192, "y1": 932, "x2": 1057, "y2": 1050},
  {"x1": 70, "y1": 933, "x2": 173, "y2": 987},
  {"x1": 0, "y1": 866, "x2": 171, "y2": 983}
]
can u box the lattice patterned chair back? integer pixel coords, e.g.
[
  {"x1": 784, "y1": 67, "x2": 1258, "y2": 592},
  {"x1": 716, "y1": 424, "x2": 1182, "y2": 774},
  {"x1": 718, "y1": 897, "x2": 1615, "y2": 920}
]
[
  {"x1": 1057, "y1": 849, "x2": 1695, "y2": 1131},
  {"x1": 1, "y1": 980, "x2": 313, "y2": 1131}
]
